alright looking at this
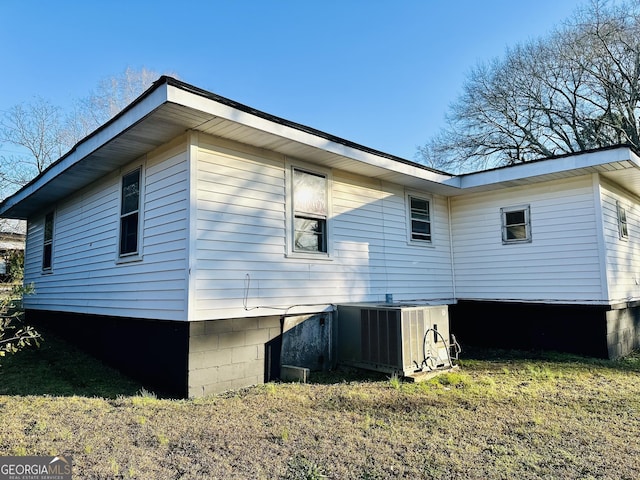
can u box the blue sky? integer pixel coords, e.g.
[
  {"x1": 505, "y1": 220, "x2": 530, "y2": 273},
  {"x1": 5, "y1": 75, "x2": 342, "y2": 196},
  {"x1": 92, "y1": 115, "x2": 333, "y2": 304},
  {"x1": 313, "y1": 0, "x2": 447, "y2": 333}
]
[{"x1": 1, "y1": 0, "x2": 592, "y2": 161}]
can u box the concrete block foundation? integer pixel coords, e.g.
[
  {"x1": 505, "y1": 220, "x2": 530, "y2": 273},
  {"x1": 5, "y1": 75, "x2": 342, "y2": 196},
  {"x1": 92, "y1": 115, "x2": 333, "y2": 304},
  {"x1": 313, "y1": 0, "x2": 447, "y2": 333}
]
[
  {"x1": 26, "y1": 309, "x2": 335, "y2": 398},
  {"x1": 188, "y1": 315, "x2": 281, "y2": 397}
]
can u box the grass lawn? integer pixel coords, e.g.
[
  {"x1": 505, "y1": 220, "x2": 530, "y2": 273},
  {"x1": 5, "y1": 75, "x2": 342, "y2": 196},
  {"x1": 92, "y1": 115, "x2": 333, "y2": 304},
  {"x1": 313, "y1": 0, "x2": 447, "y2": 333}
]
[{"x1": 0, "y1": 330, "x2": 639, "y2": 479}]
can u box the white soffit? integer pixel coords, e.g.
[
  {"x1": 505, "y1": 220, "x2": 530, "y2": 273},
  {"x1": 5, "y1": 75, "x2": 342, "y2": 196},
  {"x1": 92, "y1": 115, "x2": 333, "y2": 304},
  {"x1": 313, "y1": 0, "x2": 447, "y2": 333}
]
[
  {"x1": 165, "y1": 84, "x2": 456, "y2": 193},
  {"x1": 3, "y1": 76, "x2": 640, "y2": 219},
  {"x1": 0, "y1": 86, "x2": 172, "y2": 218},
  {"x1": 0, "y1": 78, "x2": 457, "y2": 218}
]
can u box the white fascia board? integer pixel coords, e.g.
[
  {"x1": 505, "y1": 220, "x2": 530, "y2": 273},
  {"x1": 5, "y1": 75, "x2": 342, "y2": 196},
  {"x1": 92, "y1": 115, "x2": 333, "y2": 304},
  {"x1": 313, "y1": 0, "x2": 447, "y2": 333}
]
[
  {"x1": 166, "y1": 85, "x2": 454, "y2": 185},
  {"x1": 0, "y1": 85, "x2": 170, "y2": 217},
  {"x1": 628, "y1": 148, "x2": 640, "y2": 167},
  {"x1": 447, "y1": 146, "x2": 636, "y2": 190}
]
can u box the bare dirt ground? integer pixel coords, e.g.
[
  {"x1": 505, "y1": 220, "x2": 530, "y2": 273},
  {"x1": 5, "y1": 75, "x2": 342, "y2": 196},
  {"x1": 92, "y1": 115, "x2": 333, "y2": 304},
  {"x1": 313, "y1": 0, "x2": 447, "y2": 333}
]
[{"x1": 0, "y1": 334, "x2": 639, "y2": 479}]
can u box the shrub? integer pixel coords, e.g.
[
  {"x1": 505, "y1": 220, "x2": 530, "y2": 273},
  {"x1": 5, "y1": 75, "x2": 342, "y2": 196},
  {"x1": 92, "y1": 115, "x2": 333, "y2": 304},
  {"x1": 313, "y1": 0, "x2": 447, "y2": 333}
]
[
  {"x1": 5, "y1": 250, "x2": 24, "y2": 283},
  {"x1": 0, "y1": 283, "x2": 40, "y2": 359}
]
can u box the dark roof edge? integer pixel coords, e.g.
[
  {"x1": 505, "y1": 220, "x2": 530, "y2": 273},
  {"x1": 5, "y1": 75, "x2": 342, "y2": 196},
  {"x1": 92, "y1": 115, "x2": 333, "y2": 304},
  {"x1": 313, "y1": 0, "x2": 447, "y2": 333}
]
[
  {"x1": 160, "y1": 76, "x2": 450, "y2": 177},
  {"x1": 1, "y1": 75, "x2": 449, "y2": 213}
]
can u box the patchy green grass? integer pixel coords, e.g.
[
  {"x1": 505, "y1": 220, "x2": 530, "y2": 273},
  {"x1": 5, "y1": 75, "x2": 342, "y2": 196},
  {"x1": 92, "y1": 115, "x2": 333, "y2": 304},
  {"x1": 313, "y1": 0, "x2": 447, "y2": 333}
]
[
  {"x1": 0, "y1": 328, "x2": 141, "y2": 397},
  {"x1": 0, "y1": 332, "x2": 639, "y2": 479}
]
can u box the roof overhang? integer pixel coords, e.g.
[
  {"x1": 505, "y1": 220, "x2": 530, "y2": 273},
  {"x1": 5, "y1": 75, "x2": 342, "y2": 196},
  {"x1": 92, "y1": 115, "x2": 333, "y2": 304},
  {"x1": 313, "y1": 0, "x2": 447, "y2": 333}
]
[
  {"x1": 0, "y1": 77, "x2": 456, "y2": 219},
  {"x1": 3, "y1": 77, "x2": 640, "y2": 220},
  {"x1": 443, "y1": 145, "x2": 640, "y2": 198}
]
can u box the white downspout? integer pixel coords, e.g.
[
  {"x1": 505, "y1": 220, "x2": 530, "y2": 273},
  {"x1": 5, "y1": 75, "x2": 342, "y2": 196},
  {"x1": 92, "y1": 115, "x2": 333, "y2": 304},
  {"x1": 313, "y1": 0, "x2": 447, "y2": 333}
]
[
  {"x1": 592, "y1": 173, "x2": 610, "y2": 303},
  {"x1": 186, "y1": 130, "x2": 199, "y2": 322},
  {"x1": 447, "y1": 196, "x2": 457, "y2": 302}
]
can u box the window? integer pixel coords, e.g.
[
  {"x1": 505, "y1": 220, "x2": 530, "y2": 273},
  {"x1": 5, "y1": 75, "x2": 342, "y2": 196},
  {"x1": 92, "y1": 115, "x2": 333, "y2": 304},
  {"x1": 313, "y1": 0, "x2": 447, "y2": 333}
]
[
  {"x1": 501, "y1": 205, "x2": 531, "y2": 243},
  {"x1": 42, "y1": 211, "x2": 54, "y2": 271},
  {"x1": 617, "y1": 201, "x2": 629, "y2": 239},
  {"x1": 119, "y1": 168, "x2": 141, "y2": 256},
  {"x1": 408, "y1": 195, "x2": 432, "y2": 243},
  {"x1": 291, "y1": 167, "x2": 328, "y2": 254}
]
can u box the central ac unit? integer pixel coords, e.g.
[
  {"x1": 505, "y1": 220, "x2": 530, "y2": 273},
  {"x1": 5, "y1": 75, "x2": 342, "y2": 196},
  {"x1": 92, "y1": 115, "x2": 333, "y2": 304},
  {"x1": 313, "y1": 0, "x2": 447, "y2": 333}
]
[{"x1": 337, "y1": 304, "x2": 457, "y2": 377}]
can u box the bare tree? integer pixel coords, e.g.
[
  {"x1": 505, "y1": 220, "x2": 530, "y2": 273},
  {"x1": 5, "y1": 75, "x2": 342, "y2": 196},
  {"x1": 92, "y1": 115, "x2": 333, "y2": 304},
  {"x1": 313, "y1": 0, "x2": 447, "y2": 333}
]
[
  {"x1": 71, "y1": 66, "x2": 163, "y2": 139},
  {"x1": 0, "y1": 67, "x2": 168, "y2": 199},
  {"x1": 418, "y1": 0, "x2": 640, "y2": 173},
  {"x1": 0, "y1": 97, "x2": 68, "y2": 193}
]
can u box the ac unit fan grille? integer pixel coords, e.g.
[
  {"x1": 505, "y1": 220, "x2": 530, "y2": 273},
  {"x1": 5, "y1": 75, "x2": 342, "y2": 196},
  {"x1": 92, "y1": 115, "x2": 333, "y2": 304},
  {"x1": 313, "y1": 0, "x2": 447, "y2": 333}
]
[{"x1": 360, "y1": 308, "x2": 400, "y2": 367}]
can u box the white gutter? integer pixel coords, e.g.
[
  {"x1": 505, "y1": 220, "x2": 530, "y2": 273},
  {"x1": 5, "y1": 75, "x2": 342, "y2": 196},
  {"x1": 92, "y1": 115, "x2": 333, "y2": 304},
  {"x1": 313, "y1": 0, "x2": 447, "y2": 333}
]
[
  {"x1": 445, "y1": 145, "x2": 639, "y2": 190},
  {"x1": 166, "y1": 85, "x2": 455, "y2": 187}
]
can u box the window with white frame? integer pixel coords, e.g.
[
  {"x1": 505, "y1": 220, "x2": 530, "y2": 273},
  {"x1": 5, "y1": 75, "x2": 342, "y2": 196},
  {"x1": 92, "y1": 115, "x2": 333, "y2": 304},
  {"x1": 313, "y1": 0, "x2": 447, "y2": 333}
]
[
  {"x1": 291, "y1": 167, "x2": 328, "y2": 254},
  {"x1": 501, "y1": 205, "x2": 531, "y2": 243},
  {"x1": 42, "y1": 211, "x2": 54, "y2": 271},
  {"x1": 408, "y1": 195, "x2": 432, "y2": 243},
  {"x1": 119, "y1": 168, "x2": 141, "y2": 256},
  {"x1": 617, "y1": 201, "x2": 629, "y2": 239}
]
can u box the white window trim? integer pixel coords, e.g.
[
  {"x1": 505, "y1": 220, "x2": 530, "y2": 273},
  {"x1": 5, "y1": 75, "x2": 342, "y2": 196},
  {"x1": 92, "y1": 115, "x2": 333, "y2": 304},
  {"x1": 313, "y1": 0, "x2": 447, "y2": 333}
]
[
  {"x1": 501, "y1": 204, "x2": 532, "y2": 244},
  {"x1": 116, "y1": 162, "x2": 145, "y2": 264},
  {"x1": 405, "y1": 191, "x2": 434, "y2": 246},
  {"x1": 285, "y1": 159, "x2": 332, "y2": 260},
  {"x1": 617, "y1": 200, "x2": 629, "y2": 240}
]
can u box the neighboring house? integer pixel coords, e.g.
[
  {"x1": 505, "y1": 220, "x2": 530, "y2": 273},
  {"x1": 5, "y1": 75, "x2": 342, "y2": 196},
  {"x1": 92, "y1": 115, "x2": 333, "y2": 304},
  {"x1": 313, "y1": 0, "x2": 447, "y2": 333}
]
[
  {"x1": 0, "y1": 220, "x2": 26, "y2": 282},
  {"x1": 0, "y1": 77, "x2": 638, "y2": 396}
]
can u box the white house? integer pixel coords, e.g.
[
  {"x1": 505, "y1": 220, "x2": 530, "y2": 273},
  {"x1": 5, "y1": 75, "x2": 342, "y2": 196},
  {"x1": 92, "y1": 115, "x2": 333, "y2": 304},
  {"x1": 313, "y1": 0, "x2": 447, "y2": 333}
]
[
  {"x1": 1, "y1": 77, "x2": 639, "y2": 396},
  {"x1": 448, "y1": 150, "x2": 640, "y2": 358}
]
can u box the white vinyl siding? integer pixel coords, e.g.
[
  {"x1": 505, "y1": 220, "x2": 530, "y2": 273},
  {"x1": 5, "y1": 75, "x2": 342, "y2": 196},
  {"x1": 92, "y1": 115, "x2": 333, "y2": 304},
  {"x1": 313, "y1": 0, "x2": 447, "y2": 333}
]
[
  {"x1": 23, "y1": 140, "x2": 190, "y2": 320},
  {"x1": 600, "y1": 179, "x2": 640, "y2": 303},
  {"x1": 192, "y1": 135, "x2": 454, "y2": 320},
  {"x1": 450, "y1": 175, "x2": 606, "y2": 303},
  {"x1": 333, "y1": 175, "x2": 453, "y2": 301}
]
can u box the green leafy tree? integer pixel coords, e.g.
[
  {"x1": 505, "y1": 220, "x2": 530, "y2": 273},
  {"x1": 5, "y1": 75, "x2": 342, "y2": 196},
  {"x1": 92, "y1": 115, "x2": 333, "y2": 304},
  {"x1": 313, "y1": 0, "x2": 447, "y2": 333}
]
[
  {"x1": 0, "y1": 246, "x2": 38, "y2": 359},
  {"x1": 4, "y1": 248, "x2": 24, "y2": 282},
  {"x1": 0, "y1": 283, "x2": 39, "y2": 359}
]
